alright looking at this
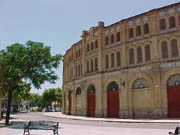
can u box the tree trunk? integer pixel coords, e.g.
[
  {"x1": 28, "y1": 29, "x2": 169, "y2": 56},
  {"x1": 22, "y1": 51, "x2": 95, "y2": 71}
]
[{"x1": 5, "y1": 89, "x2": 12, "y2": 125}]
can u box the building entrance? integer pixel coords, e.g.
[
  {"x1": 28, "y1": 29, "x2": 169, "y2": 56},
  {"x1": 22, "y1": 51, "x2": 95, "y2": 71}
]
[
  {"x1": 167, "y1": 75, "x2": 180, "y2": 118},
  {"x1": 87, "y1": 85, "x2": 96, "y2": 117},
  {"x1": 107, "y1": 82, "x2": 119, "y2": 118}
]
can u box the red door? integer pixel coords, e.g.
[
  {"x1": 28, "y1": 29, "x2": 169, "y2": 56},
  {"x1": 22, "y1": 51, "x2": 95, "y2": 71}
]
[
  {"x1": 107, "y1": 90, "x2": 119, "y2": 118},
  {"x1": 167, "y1": 86, "x2": 180, "y2": 118},
  {"x1": 87, "y1": 92, "x2": 95, "y2": 117},
  {"x1": 68, "y1": 96, "x2": 72, "y2": 115}
]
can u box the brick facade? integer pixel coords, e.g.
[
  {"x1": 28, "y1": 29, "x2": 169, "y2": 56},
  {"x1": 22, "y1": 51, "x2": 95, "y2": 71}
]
[{"x1": 62, "y1": 2, "x2": 180, "y2": 118}]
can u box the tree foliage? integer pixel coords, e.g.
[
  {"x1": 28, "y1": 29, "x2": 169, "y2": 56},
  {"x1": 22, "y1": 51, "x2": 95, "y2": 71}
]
[
  {"x1": 0, "y1": 41, "x2": 62, "y2": 124},
  {"x1": 42, "y1": 87, "x2": 62, "y2": 108}
]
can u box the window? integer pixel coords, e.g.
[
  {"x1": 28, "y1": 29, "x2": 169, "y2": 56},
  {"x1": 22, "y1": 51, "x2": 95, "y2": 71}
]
[
  {"x1": 160, "y1": 19, "x2": 166, "y2": 30},
  {"x1": 95, "y1": 40, "x2": 98, "y2": 49},
  {"x1": 111, "y1": 53, "x2": 115, "y2": 68},
  {"x1": 144, "y1": 23, "x2": 149, "y2": 34},
  {"x1": 129, "y1": 28, "x2": 134, "y2": 38},
  {"x1": 95, "y1": 57, "x2": 98, "y2": 71},
  {"x1": 145, "y1": 45, "x2": 151, "y2": 61},
  {"x1": 105, "y1": 55, "x2": 109, "y2": 69},
  {"x1": 110, "y1": 34, "x2": 114, "y2": 44},
  {"x1": 116, "y1": 32, "x2": 120, "y2": 42},
  {"x1": 87, "y1": 44, "x2": 90, "y2": 52},
  {"x1": 91, "y1": 59, "x2": 93, "y2": 72},
  {"x1": 169, "y1": 16, "x2": 176, "y2": 29},
  {"x1": 78, "y1": 64, "x2": 80, "y2": 76},
  {"x1": 133, "y1": 78, "x2": 149, "y2": 89},
  {"x1": 137, "y1": 47, "x2": 142, "y2": 63},
  {"x1": 116, "y1": 52, "x2": 121, "y2": 67},
  {"x1": 107, "y1": 81, "x2": 119, "y2": 91},
  {"x1": 168, "y1": 74, "x2": 180, "y2": 86},
  {"x1": 80, "y1": 64, "x2": 82, "y2": 75},
  {"x1": 76, "y1": 65, "x2": 78, "y2": 77},
  {"x1": 136, "y1": 26, "x2": 141, "y2": 36},
  {"x1": 76, "y1": 50, "x2": 78, "y2": 58},
  {"x1": 129, "y1": 48, "x2": 134, "y2": 64},
  {"x1": 161, "y1": 41, "x2": 168, "y2": 58},
  {"x1": 171, "y1": 39, "x2": 178, "y2": 57},
  {"x1": 105, "y1": 36, "x2": 109, "y2": 46},
  {"x1": 87, "y1": 61, "x2": 89, "y2": 73},
  {"x1": 88, "y1": 85, "x2": 95, "y2": 93},
  {"x1": 76, "y1": 87, "x2": 81, "y2": 95},
  {"x1": 78, "y1": 49, "x2": 81, "y2": 57},
  {"x1": 91, "y1": 42, "x2": 94, "y2": 51}
]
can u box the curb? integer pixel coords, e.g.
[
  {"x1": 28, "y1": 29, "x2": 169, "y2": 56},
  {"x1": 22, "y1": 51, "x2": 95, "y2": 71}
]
[{"x1": 43, "y1": 113, "x2": 180, "y2": 124}]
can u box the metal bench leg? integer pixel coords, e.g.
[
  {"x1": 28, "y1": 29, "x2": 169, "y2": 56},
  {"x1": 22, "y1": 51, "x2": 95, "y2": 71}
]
[
  {"x1": 23, "y1": 128, "x2": 30, "y2": 135},
  {"x1": 53, "y1": 129, "x2": 58, "y2": 135}
]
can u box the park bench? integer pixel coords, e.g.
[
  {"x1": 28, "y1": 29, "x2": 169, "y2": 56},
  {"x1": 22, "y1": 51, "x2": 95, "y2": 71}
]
[
  {"x1": 169, "y1": 126, "x2": 180, "y2": 135},
  {"x1": 23, "y1": 120, "x2": 59, "y2": 135}
]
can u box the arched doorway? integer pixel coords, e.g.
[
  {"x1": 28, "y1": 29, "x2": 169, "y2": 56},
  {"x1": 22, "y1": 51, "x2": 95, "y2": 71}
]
[
  {"x1": 68, "y1": 91, "x2": 72, "y2": 115},
  {"x1": 167, "y1": 74, "x2": 180, "y2": 118},
  {"x1": 76, "y1": 87, "x2": 81, "y2": 115},
  {"x1": 87, "y1": 85, "x2": 96, "y2": 117},
  {"x1": 132, "y1": 78, "x2": 149, "y2": 118},
  {"x1": 107, "y1": 81, "x2": 119, "y2": 118}
]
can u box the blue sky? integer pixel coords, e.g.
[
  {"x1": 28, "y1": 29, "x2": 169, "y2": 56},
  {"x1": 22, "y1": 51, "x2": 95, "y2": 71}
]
[{"x1": 0, "y1": 0, "x2": 179, "y2": 94}]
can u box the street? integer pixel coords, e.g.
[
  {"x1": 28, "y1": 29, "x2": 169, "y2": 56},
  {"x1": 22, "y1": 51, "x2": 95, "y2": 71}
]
[{"x1": 0, "y1": 112, "x2": 179, "y2": 135}]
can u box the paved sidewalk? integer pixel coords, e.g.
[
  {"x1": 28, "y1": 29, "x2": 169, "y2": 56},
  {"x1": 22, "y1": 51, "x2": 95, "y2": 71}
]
[{"x1": 43, "y1": 112, "x2": 180, "y2": 123}]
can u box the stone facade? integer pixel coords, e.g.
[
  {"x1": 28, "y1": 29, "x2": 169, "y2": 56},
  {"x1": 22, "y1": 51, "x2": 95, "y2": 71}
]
[{"x1": 62, "y1": 2, "x2": 180, "y2": 118}]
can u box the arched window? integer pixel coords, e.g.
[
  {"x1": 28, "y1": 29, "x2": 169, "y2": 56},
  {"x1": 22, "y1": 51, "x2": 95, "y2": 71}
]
[
  {"x1": 110, "y1": 34, "x2": 114, "y2": 44},
  {"x1": 95, "y1": 40, "x2": 98, "y2": 49},
  {"x1": 78, "y1": 64, "x2": 80, "y2": 76},
  {"x1": 79, "y1": 49, "x2": 81, "y2": 56},
  {"x1": 171, "y1": 39, "x2": 178, "y2": 57},
  {"x1": 116, "y1": 52, "x2": 121, "y2": 67},
  {"x1": 137, "y1": 47, "x2": 142, "y2": 63},
  {"x1": 80, "y1": 64, "x2": 82, "y2": 75},
  {"x1": 169, "y1": 16, "x2": 176, "y2": 29},
  {"x1": 111, "y1": 53, "x2": 115, "y2": 68},
  {"x1": 129, "y1": 48, "x2": 134, "y2": 64},
  {"x1": 88, "y1": 85, "x2": 95, "y2": 93},
  {"x1": 87, "y1": 60, "x2": 89, "y2": 73},
  {"x1": 87, "y1": 44, "x2": 90, "y2": 52},
  {"x1": 160, "y1": 19, "x2": 166, "y2": 30},
  {"x1": 105, "y1": 55, "x2": 109, "y2": 69},
  {"x1": 129, "y1": 28, "x2": 134, "y2": 38},
  {"x1": 133, "y1": 78, "x2": 149, "y2": 89},
  {"x1": 91, "y1": 59, "x2": 93, "y2": 72},
  {"x1": 91, "y1": 42, "x2": 94, "y2": 51},
  {"x1": 76, "y1": 50, "x2": 78, "y2": 58},
  {"x1": 95, "y1": 57, "x2": 98, "y2": 71},
  {"x1": 145, "y1": 45, "x2": 151, "y2": 61},
  {"x1": 161, "y1": 41, "x2": 168, "y2": 58},
  {"x1": 107, "y1": 81, "x2": 119, "y2": 91},
  {"x1": 136, "y1": 25, "x2": 141, "y2": 36},
  {"x1": 105, "y1": 36, "x2": 109, "y2": 46},
  {"x1": 76, "y1": 65, "x2": 78, "y2": 77},
  {"x1": 76, "y1": 87, "x2": 81, "y2": 95},
  {"x1": 144, "y1": 23, "x2": 149, "y2": 34},
  {"x1": 116, "y1": 32, "x2": 120, "y2": 42},
  {"x1": 167, "y1": 74, "x2": 180, "y2": 86}
]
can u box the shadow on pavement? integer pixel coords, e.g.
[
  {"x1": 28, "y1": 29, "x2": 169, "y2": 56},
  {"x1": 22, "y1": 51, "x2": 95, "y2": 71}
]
[{"x1": 7, "y1": 121, "x2": 27, "y2": 129}]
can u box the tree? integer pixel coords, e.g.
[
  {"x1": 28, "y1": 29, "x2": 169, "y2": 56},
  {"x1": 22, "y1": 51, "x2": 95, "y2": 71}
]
[
  {"x1": 42, "y1": 87, "x2": 62, "y2": 111},
  {"x1": 0, "y1": 41, "x2": 62, "y2": 125},
  {"x1": 56, "y1": 88, "x2": 62, "y2": 108},
  {"x1": 29, "y1": 93, "x2": 43, "y2": 108}
]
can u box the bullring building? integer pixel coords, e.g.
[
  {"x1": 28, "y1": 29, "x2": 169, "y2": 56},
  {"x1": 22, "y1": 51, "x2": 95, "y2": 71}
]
[{"x1": 62, "y1": 2, "x2": 180, "y2": 118}]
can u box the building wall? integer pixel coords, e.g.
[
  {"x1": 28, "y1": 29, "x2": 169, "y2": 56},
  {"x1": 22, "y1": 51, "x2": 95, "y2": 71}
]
[{"x1": 62, "y1": 2, "x2": 180, "y2": 118}]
